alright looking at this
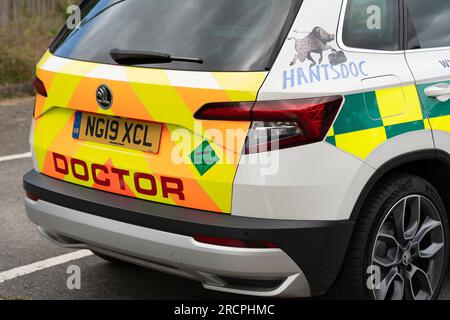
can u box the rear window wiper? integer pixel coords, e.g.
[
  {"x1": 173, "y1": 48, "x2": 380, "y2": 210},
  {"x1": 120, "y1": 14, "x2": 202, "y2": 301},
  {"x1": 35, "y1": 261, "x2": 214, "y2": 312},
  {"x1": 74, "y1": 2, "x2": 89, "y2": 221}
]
[{"x1": 109, "y1": 49, "x2": 204, "y2": 65}]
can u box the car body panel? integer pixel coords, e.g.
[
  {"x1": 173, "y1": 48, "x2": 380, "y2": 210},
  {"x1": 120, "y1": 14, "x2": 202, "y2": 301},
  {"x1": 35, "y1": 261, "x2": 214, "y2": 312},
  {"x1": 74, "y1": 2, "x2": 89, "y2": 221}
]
[
  {"x1": 33, "y1": 51, "x2": 267, "y2": 213},
  {"x1": 260, "y1": 0, "x2": 433, "y2": 158},
  {"x1": 405, "y1": 49, "x2": 450, "y2": 153},
  {"x1": 232, "y1": 141, "x2": 375, "y2": 220},
  {"x1": 231, "y1": 0, "x2": 436, "y2": 221}
]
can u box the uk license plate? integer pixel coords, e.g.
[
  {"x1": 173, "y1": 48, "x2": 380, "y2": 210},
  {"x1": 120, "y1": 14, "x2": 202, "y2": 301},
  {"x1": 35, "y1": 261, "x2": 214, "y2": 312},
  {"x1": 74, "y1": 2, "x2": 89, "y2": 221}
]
[{"x1": 72, "y1": 112, "x2": 162, "y2": 153}]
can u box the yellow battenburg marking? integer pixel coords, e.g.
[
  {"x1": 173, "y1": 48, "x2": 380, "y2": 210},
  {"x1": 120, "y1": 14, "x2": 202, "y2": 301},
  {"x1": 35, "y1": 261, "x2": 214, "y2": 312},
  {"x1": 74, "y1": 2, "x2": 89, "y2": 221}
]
[
  {"x1": 327, "y1": 85, "x2": 430, "y2": 161},
  {"x1": 377, "y1": 85, "x2": 424, "y2": 127},
  {"x1": 428, "y1": 115, "x2": 450, "y2": 132},
  {"x1": 327, "y1": 126, "x2": 335, "y2": 137},
  {"x1": 335, "y1": 127, "x2": 387, "y2": 160},
  {"x1": 376, "y1": 86, "x2": 406, "y2": 120}
]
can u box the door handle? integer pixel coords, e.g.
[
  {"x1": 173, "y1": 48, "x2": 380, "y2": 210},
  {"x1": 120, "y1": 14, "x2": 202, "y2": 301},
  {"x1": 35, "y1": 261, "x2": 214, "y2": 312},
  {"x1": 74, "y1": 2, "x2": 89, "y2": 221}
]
[{"x1": 424, "y1": 83, "x2": 450, "y2": 102}]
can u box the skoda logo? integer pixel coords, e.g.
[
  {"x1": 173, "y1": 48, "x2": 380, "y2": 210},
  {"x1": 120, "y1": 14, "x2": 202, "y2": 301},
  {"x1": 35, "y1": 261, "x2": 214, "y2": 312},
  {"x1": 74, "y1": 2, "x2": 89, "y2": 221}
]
[
  {"x1": 96, "y1": 84, "x2": 113, "y2": 110},
  {"x1": 402, "y1": 251, "x2": 412, "y2": 266}
]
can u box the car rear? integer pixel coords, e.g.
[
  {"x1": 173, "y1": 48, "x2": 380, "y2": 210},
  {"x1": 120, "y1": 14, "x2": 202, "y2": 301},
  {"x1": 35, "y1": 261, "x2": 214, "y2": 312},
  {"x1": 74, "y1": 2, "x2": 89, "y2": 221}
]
[{"x1": 24, "y1": 0, "x2": 356, "y2": 297}]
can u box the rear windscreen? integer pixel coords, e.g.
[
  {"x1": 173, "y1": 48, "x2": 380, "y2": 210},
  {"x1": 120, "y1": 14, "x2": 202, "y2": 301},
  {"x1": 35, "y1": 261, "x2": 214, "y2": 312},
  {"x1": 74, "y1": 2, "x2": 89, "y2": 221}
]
[{"x1": 50, "y1": 0, "x2": 300, "y2": 72}]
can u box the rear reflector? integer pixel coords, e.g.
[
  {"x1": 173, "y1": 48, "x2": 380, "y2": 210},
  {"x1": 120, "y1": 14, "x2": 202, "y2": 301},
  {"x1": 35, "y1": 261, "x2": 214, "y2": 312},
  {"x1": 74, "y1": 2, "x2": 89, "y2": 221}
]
[
  {"x1": 193, "y1": 234, "x2": 278, "y2": 249},
  {"x1": 194, "y1": 96, "x2": 343, "y2": 153},
  {"x1": 26, "y1": 191, "x2": 40, "y2": 202},
  {"x1": 32, "y1": 76, "x2": 47, "y2": 97}
]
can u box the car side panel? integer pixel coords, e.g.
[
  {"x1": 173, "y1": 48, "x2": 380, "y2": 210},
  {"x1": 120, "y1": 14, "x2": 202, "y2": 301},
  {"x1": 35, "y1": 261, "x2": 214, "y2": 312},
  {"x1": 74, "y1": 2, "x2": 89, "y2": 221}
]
[
  {"x1": 232, "y1": 0, "x2": 435, "y2": 221},
  {"x1": 405, "y1": 49, "x2": 450, "y2": 155},
  {"x1": 232, "y1": 142, "x2": 374, "y2": 221}
]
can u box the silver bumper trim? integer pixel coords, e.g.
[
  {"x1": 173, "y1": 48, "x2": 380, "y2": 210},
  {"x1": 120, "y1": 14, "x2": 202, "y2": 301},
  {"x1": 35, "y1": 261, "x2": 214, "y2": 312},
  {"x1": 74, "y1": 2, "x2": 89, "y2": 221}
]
[{"x1": 25, "y1": 198, "x2": 311, "y2": 297}]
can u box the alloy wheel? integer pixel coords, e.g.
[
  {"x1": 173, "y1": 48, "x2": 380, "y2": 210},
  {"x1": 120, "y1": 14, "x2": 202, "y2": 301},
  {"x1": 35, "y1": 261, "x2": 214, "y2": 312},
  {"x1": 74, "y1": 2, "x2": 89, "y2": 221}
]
[{"x1": 371, "y1": 195, "x2": 446, "y2": 300}]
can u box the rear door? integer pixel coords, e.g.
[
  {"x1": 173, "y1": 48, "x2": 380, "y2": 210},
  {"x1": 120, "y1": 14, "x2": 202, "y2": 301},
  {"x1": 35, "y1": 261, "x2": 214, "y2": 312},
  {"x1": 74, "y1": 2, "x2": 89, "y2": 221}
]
[
  {"x1": 261, "y1": 0, "x2": 432, "y2": 163},
  {"x1": 33, "y1": 0, "x2": 300, "y2": 214},
  {"x1": 404, "y1": 0, "x2": 450, "y2": 152}
]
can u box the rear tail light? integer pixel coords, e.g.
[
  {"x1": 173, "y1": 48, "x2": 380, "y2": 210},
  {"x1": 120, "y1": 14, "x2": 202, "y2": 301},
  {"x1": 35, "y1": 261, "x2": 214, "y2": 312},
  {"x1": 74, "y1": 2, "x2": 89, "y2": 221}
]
[
  {"x1": 194, "y1": 96, "x2": 342, "y2": 153},
  {"x1": 193, "y1": 234, "x2": 278, "y2": 249},
  {"x1": 32, "y1": 76, "x2": 47, "y2": 97}
]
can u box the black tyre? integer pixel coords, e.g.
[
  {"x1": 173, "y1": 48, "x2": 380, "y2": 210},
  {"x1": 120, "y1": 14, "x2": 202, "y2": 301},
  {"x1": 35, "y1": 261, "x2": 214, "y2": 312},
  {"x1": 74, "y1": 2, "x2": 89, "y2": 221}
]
[{"x1": 329, "y1": 173, "x2": 449, "y2": 300}]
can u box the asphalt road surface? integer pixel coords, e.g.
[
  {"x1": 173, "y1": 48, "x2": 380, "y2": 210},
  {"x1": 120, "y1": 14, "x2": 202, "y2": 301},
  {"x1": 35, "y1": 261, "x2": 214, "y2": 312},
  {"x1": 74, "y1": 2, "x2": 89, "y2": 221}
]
[{"x1": 1, "y1": 97, "x2": 450, "y2": 300}]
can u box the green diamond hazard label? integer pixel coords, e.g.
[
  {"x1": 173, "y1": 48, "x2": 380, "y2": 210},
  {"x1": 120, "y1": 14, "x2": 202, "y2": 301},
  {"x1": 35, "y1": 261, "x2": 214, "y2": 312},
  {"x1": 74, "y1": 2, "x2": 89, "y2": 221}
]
[{"x1": 190, "y1": 140, "x2": 219, "y2": 176}]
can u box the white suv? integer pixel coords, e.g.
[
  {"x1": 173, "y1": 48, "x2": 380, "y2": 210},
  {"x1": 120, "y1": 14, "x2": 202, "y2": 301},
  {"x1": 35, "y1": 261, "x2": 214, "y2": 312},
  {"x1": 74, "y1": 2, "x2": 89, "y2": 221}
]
[{"x1": 24, "y1": 0, "x2": 450, "y2": 300}]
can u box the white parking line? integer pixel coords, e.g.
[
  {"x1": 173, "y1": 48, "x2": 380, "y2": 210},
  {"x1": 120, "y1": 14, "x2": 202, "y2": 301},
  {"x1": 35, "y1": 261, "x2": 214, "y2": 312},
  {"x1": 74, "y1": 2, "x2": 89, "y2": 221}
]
[
  {"x1": 0, "y1": 152, "x2": 32, "y2": 163},
  {"x1": 0, "y1": 250, "x2": 93, "y2": 284}
]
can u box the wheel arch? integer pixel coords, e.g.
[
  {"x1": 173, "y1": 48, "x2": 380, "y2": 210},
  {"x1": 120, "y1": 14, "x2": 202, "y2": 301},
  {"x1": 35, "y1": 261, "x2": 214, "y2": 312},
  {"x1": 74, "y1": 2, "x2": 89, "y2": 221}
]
[{"x1": 350, "y1": 149, "x2": 450, "y2": 222}]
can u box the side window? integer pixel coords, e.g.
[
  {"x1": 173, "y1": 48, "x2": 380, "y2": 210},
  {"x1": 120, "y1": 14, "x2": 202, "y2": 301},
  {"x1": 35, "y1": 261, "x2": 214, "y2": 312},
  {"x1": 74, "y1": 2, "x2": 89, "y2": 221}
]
[
  {"x1": 342, "y1": 0, "x2": 400, "y2": 51},
  {"x1": 406, "y1": 0, "x2": 450, "y2": 50}
]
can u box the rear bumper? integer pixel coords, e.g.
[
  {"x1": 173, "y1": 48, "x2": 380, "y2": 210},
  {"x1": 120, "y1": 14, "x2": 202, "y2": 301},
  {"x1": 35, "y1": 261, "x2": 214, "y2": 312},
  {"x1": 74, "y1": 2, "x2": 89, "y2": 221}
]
[{"x1": 23, "y1": 170, "x2": 354, "y2": 297}]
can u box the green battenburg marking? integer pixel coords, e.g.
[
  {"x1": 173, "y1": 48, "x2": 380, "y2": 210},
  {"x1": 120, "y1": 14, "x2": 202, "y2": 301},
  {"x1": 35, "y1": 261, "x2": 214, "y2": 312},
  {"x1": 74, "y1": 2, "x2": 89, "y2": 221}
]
[
  {"x1": 365, "y1": 90, "x2": 383, "y2": 120},
  {"x1": 417, "y1": 82, "x2": 450, "y2": 118},
  {"x1": 333, "y1": 92, "x2": 383, "y2": 135},
  {"x1": 190, "y1": 140, "x2": 220, "y2": 176},
  {"x1": 325, "y1": 135, "x2": 336, "y2": 146},
  {"x1": 385, "y1": 120, "x2": 425, "y2": 139}
]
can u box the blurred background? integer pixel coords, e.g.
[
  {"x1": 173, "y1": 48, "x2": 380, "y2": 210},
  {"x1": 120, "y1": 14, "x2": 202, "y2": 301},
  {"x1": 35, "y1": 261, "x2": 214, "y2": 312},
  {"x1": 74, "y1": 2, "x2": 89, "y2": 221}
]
[{"x1": 0, "y1": 0, "x2": 77, "y2": 98}]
